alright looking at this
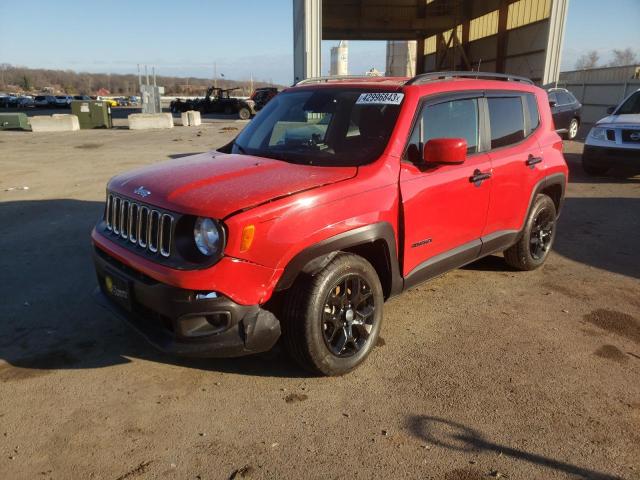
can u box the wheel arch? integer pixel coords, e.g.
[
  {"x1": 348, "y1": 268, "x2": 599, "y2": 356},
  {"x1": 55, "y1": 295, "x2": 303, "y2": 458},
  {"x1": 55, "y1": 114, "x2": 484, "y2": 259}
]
[
  {"x1": 274, "y1": 222, "x2": 403, "y2": 300},
  {"x1": 527, "y1": 172, "x2": 566, "y2": 221}
]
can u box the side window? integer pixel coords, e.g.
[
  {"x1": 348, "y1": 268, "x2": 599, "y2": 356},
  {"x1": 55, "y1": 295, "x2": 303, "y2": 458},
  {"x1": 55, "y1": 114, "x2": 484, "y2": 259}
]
[
  {"x1": 408, "y1": 98, "x2": 479, "y2": 161},
  {"x1": 548, "y1": 91, "x2": 558, "y2": 105},
  {"x1": 557, "y1": 91, "x2": 573, "y2": 105},
  {"x1": 487, "y1": 97, "x2": 525, "y2": 149},
  {"x1": 525, "y1": 94, "x2": 540, "y2": 133}
]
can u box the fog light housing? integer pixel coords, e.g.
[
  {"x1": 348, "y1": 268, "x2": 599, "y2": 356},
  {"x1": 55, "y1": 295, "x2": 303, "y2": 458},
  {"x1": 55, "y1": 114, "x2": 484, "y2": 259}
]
[{"x1": 178, "y1": 312, "x2": 231, "y2": 337}]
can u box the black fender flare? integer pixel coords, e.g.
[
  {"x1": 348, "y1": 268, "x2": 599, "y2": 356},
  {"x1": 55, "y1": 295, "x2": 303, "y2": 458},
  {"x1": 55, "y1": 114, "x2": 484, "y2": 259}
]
[
  {"x1": 528, "y1": 172, "x2": 567, "y2": 219},
  {"x1": 274, "y1": 222, "x2": 403, "y2": 298}
]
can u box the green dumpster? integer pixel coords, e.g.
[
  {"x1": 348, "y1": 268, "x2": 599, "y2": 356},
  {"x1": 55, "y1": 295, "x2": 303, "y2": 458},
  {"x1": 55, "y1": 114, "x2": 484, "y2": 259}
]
[
  {"x1": 70, "y1": 100, "x2": 112, "y2": 129},
  {"x1": 0, "y1": 113, "x2": 29, "y2": 130}
]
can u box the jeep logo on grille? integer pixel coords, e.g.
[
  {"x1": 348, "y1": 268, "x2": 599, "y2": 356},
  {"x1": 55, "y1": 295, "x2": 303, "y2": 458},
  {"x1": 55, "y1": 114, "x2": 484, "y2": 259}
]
[{"x1": 133, "y1": 186, "x2": 151, "y2": 198}]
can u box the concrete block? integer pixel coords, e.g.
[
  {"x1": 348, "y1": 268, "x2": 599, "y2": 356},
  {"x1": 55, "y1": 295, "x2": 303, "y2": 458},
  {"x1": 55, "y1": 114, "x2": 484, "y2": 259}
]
[
  {"x1": 128, "y1": 113, "x2": 174, "y2": 130},
  {"x1": 188, "y1": 110, "x2": 201, "y2": 126},
  {"x1": 180, "y1": 110, "x2": 202, "y2": 127},
  {"x1": 30, "y1": 114, "x2": 80, "y2": 132}
]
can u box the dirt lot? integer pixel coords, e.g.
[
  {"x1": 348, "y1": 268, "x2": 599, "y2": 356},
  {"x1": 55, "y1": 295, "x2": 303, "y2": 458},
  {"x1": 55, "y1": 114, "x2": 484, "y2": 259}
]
[{"x1": 0, "y1": 124, "x2": 638, "y2": 480}]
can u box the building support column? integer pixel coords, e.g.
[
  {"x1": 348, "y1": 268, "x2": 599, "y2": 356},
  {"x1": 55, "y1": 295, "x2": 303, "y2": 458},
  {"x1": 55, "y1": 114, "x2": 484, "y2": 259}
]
[
  {"x1": 415, "y1": 37, "x2": 425, "y2": 75},
  {"x1": 293, "y1": 0, "x2": 322, "y2": 83},
  {"x1": 543, "y1": 0, "x2": 570, "y2": 85},
  {"x1": 495, "y1": 0, "x2": 509, "y2": 73}
]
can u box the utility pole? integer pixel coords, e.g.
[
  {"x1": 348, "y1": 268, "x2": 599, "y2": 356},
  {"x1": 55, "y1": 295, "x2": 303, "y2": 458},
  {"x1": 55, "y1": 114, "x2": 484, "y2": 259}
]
[{"x1": 213, "y1": 63, "x2": 217, "y2": 89}]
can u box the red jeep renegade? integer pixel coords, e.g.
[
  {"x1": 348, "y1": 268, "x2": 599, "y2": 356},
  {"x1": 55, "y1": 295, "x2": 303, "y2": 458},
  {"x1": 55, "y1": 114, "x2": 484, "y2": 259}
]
[{"x1": 93, "y1": 72, "x2": 568, "y2": 376}]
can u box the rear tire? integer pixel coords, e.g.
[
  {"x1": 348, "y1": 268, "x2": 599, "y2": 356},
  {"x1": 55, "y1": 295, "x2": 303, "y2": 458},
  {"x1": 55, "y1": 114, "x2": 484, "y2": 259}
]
[
  {"x1": 281, "y1": 253, "x2": 383, "y2": 376},
  {"x1": 238, "y1": 107, "x2": 251, "y2": 120},
  {"x1": 504, "y1": 194, "x2": 557, "y2": 271},
  {"x1": 567, "y1": 118, "x2": 579, "y2": 140}
]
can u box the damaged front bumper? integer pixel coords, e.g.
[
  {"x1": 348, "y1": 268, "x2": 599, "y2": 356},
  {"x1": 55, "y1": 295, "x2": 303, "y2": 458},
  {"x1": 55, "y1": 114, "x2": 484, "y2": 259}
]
[{"x1": 93, "y1": 247, "x2": 280, "y2": 358}]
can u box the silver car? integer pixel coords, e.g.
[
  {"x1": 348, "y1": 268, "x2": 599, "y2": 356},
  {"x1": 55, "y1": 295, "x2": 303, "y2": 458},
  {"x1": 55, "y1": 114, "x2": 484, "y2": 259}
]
[{"x1": 583, "y1": 89, "x2": 640, "y2": 175}]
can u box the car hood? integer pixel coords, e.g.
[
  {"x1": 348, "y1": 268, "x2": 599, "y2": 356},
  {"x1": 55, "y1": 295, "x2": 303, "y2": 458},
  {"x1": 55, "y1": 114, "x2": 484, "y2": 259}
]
[
  {"x1": 596, "y1": 113, "x2": 640, "y2": 127},
  {"x1": 108, "y1": 152, "x2": 357, "y2": 218}
]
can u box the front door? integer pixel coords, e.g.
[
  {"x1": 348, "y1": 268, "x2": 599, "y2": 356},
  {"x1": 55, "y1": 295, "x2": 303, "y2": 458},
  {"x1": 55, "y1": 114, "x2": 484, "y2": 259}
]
[{"x1": 400, "y1": 95, "x2": 491, "y2": 281}]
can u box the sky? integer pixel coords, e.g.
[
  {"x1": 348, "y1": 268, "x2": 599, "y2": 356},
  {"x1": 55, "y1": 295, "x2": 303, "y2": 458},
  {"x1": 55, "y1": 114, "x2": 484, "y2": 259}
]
[{"x1": 0, "y1": 0, "x2": 638, "y2": 85}]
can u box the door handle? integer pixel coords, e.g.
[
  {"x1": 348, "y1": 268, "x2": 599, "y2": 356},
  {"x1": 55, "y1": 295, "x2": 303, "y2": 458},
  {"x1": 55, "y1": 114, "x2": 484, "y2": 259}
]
[
  {"x1": 526, "y1": 154, "x2": 543, "y2": 168},
  {"x1": 469, "y1": 169, "x2": 492, "y2": 185}
]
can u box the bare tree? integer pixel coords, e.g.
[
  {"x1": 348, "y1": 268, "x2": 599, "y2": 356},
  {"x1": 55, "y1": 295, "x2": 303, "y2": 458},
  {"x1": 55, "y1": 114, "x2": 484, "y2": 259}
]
[
  {"x1": 608, "y1": 48, "x2": 639, "y2": 67},
  {"x1": 575, "y1": 50, "x2": 599, "y2": 70},
  {"x1": 0, "y1": 64, "x2": 280, "y2": 94}
]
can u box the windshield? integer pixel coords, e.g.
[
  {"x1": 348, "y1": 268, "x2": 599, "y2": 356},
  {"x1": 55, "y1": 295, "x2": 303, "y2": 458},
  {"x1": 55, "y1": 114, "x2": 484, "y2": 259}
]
[
  {"x1": 617, "y1": 91, "x2": 640, "y2": 115},
  {"x1": 232, "y1": 88, "x2": 403, "y2": 166}
]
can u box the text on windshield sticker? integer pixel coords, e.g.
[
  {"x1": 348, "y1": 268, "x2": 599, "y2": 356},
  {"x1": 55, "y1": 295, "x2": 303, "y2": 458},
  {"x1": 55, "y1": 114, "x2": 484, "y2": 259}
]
[{"x1": 356, "y1": 92, "x2": 404, "y2": 105}]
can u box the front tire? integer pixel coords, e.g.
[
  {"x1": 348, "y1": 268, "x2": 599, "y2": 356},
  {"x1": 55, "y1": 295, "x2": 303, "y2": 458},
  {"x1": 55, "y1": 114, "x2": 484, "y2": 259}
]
[
  {"x1": 504, "y1": 194, "x2": 557, "y2": 271},
  {"x1": 281, "y1": 253, "x2": 383, "y2": 376}
]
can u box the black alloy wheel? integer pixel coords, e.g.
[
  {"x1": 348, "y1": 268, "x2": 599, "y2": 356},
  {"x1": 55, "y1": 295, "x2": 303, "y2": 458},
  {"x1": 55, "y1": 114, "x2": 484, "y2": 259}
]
[
  {"x1": 529, "y1": 207, "x2": 555, "y2": 260},
  {"x1": 321, "y1": 274, "x2": 376, "y2": 357},
  {"x1": 503, "y1": 194, "x2": 557, "y2": 271}
]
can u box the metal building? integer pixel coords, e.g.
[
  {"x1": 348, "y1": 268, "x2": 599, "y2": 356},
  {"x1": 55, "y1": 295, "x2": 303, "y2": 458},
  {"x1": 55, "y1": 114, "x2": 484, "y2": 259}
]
[{"x1": 293, "y1": 0, "x2": 570, "y2": 84}]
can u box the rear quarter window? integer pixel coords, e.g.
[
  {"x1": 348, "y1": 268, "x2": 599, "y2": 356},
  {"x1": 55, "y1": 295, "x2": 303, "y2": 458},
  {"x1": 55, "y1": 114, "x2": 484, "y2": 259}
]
[
  {"x1": 525, "y1": 94, "x2": 540, "y2": 133},
  {"x1": 487, "y1": 97, "x2": 525, "y2": 148}
]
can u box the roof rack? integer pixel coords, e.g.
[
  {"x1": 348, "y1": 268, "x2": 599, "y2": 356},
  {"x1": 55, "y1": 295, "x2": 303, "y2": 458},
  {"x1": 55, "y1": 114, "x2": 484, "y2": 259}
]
[
  {"x1": 294, "y1": 75, "x2": 385, "y2": 86},
  {"x1": 406, "y1": 71, "x2": 534, "y2": 86}
]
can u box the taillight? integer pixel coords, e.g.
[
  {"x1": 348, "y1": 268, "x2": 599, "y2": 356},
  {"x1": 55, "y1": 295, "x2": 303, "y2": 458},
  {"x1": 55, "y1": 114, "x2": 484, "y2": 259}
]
[{"x1": 552, "y1": 139, "x2": 563, "y2": 152}]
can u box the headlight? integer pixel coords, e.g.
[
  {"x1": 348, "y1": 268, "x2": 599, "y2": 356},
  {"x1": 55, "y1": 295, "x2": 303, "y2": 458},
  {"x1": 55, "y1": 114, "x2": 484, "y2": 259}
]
[
  {"x1": 194, "y1": 217, "x2": 222, "y2": 256},
  {"x1": 589, "y1": 127, "x2": 606, "y2": 140}
]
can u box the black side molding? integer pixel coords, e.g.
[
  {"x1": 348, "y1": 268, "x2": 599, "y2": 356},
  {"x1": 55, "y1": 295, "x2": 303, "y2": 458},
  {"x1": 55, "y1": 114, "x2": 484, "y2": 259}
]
[{"x1": 404, "y1": 239, "x2": 481, "y2": 290}]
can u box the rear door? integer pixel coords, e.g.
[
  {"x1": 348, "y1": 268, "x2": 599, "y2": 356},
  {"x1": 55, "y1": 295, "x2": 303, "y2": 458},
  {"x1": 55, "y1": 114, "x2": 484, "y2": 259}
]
[
  {"x1": 400, "y1": 93, "x2": 492, "y2": 278},
  {"x1": 483, "y1": 92, "x2": 545, "y2": 246}
]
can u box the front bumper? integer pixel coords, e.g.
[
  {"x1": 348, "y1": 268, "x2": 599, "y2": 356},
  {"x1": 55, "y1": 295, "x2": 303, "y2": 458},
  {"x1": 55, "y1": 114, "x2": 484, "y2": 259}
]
[
  {"x1": 583, "y1": 145, "x2": 640, "y2": 169},
  {"x1": 93, "y1": 247, "x2": 281, "y2": 358}
]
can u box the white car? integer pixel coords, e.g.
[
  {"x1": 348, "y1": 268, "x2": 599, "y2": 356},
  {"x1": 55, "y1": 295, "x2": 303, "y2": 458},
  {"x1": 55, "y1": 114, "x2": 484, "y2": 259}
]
[
  {"x1": 54, "y1": 95, "x2": 73, "y2": 108},
  {"x1": 583, "y1": 89, "x2": 640, "y2": 175}
]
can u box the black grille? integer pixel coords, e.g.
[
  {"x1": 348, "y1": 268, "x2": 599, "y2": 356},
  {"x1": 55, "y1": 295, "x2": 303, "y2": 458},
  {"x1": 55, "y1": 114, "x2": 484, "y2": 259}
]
[
  {"x1": 621, "y1": 129, "x2": 640, "y2": 143},
  {"x1": 105, "y1": 193, "x2": 174, "y2": 258}
]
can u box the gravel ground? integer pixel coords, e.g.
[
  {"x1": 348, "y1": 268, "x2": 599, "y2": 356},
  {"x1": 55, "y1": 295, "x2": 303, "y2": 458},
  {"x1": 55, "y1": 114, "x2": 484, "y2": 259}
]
[{"x1": 0, "y1": 124, "x2": 638, "y2": 480}]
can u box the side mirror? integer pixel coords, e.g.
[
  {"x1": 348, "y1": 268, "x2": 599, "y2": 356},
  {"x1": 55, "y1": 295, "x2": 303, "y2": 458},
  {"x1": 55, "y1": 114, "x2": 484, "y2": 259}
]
[
  {"x1": 606, "y1": 106, "x2": 616, "y2": 115},
  {"x1": 423, "y1": 138, "x2": 467, "y2": 165},
  {"x1": 549, "y1": 100, "x2": 557, "y2": 108}
]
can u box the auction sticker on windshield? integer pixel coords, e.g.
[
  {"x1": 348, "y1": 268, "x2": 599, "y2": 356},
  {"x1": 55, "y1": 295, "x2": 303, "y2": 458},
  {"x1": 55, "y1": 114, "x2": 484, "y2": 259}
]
[{"x1": 356, "y1": 92, "x2": 404, "y2": 105}]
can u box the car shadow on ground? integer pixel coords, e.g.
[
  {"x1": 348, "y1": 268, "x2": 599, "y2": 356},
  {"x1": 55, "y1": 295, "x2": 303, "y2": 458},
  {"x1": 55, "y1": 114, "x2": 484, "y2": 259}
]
[
  {"x1": 466, "y1": 195, "x2": 640, "y2": 280},
  {"x1": 406, "y1": 415, "x2": 621, "y2": 480},
  {"x1": 564, "y1": 152, "x2": 640, "y2": 184},
  {"x1": 0, "y1": 198, "x2": 308, "y2": 379}
]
